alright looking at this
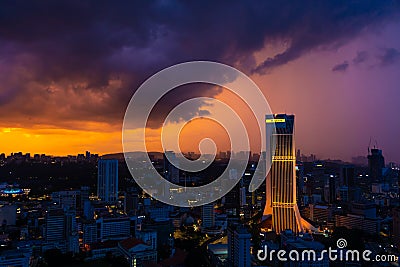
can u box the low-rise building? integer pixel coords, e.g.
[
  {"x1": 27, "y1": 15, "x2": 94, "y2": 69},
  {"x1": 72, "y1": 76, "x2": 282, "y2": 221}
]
[{"x1": 118, "y1": 237, "x2": 157, "y2": 267}]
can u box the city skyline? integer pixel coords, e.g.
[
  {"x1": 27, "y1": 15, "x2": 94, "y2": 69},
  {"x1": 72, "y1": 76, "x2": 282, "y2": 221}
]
[
  {"x1": 1, "y1": 2, "x2": 400, "y2": 266},
  {"x1": 0, "y1": 148, "x2": 392, "y2": 169},
  {"x1": 0, "y1": 2, "x2": 400, "y2": 162},
  {"x1": 0, "y1": 148, "x2": 382, "y2": 163}
]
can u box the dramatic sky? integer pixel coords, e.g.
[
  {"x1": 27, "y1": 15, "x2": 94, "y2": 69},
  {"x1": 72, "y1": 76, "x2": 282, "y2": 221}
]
[{"x1": 1, "y1": 1, "x2": 400, "y2": 162}]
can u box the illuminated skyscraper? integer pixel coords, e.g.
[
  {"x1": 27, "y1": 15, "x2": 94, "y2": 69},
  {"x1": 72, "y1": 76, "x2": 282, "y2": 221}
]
[{"x1": 263, "y1": 114, "x2": 313, "y2": 234}]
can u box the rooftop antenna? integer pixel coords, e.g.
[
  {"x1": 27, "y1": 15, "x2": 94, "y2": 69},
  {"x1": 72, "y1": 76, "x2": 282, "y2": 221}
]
[{"x1": 368, "y1": 137, "x2": 371, "y2": 155}]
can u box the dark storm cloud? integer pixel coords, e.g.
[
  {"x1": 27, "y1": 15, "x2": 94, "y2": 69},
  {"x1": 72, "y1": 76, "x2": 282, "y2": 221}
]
[
  {"x1": 0, "y1": 0, "x2": 399, "y2": 128},
  {"x1": 252, "y1": 1, "x2": 399, "y2": 74},
  {"x1": 378, "y1": 48, "x2": 400, "y2": 66},
  {"x1": 353, "y1": 51, "x2": 369, "y2": 65},
  {"x1": 332, "y1": 61, "x2": 349, "y2": 72}
]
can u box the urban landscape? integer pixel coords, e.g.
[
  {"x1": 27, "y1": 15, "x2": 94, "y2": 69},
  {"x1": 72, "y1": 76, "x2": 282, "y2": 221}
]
[
  {"x1": 1, "y1": 1, "x2": 400, "y2": 267},
  {"x1": 0, "y1": 114, "x2": 400, "y2": 266}
]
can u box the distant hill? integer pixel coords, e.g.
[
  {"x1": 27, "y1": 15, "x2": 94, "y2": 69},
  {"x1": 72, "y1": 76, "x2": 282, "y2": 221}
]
[{"x1": 102, "y1": 151, "x2": 164, "y2": 160}]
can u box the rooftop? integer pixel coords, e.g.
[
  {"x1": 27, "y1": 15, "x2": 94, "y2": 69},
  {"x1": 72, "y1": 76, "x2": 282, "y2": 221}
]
[{"x1": 119, "y1": 237, "x2": 145, "y2": 251}]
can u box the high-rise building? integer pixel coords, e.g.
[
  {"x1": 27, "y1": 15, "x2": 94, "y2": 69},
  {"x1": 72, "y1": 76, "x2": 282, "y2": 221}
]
[
  {"x1": 124, "y1": 191, "x2": 139, "y2": 215},
  {"x1": 45, "y1": 209, "x2": 65, "y2": 243},
  {"x1": 45, "y1": 208, "x2": 79, "y2": 253},
  {"x1": 163, "y1": 151, "x2": 180, "y2": 184},
  {"x1": 295, "y1": 162, "x2": 305, "y2": 206},
  {"x1": 341, "y1": 164, "x2": 362, "y2": 202},
  {"x1": 97, "y1": 159, "x2": 118, "y2": 203},
  {"x1": 368, "y1": 148, "x2": 385, "y2": 182},
  {"x1": 296, "y1": 149, "x2": 301, "y2": 160},
  {"x1": 80, "y1": 186, "x2": 90, "y2": 208},
  {"x1": 65, "y1": 208, "x2": 79, "y2": 253},
  {"x1": 240, "y1": 186, "x2": 247, "y2": 207},
  {"x1": 338, "y1": 186, "x2": 348, "y2": 202},
  {"x1": 83, "y1": 221, "x2": 97, "y2": 246},
  {"x1": 224, "y1": 183, "x2": 241, "y2": 215},
  {"x1": 227, "y1": 223, "x2": 251, "y2": 267},
  {"x1": 83, "y1": 200, "x2": 94, "y2": 220},
  {"x1": 202, "y1": 203, "x2": 215, "y2": 229},
  {"x1": 393, "y1": 207, "x2": 400, "y2": 248},
  {"x1": 341, "y1": 165, "x2": 355, "y2": 187},
  {"x1": 263, "y1": 114, "x2": 314, "y2": 234},
  {"x1": 324, "y1": 175, "x2": 336, "y2": 204}
]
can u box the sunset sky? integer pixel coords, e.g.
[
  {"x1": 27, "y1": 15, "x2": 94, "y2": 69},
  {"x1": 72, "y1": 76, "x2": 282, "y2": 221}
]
[{"x1": 1, "y1": 1, "x2": 400, "y2": 162}]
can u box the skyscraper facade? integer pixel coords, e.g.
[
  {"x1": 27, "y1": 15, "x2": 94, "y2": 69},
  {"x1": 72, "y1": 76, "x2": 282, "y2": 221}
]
[
  {"x1": 45, "y1": 208, "x2": 79, "y2": 253},
  {"x1": 263, "y1": 114, "x2": 309, "y2": 234},
  {"x1": 97, "y1": 159, "x2": 118, "y2": 203},
  {"x1": 227, "y1": 223, "x2": 251, "y2": 267},
  {"x1": 342, "y1": 165, "x2": 355, "y2": 187},
  {"x1": 201, "y1": 202, "x2": 215, "y2": 229},
  {"x1": 163, "y1": 151, "x2": 180, "y2": 184},
  {"x1": 327, "y1": 175, "x2": 336, "y2": 204},
  {"x1": 295, "y1": 161, "x2": 304, "y2": 206},
  {"x1": 45, "y1": 208, "x2": 65, "y2": 243},
  {"x1": 392, "y1": 207, "x2": 400, "y2": 248},
  {"x1": 368, "y1": 148, "x2": 385, "y2": 182}
]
